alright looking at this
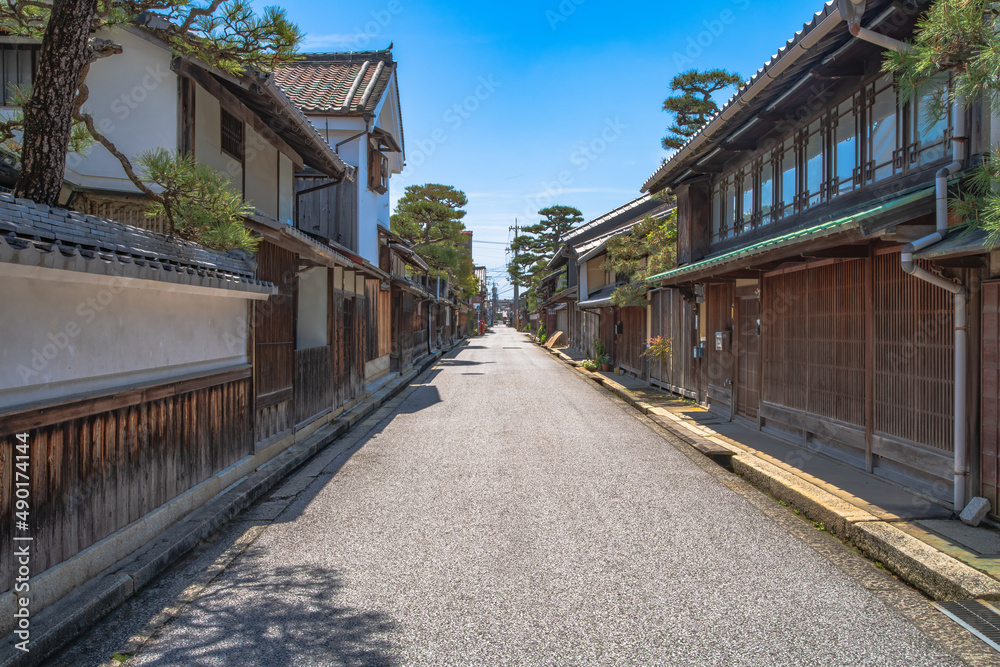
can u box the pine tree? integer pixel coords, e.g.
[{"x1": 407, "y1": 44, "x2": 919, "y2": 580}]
[
  {"x1": 507, "y1": 205, "x2": 583, "y2": 308},
  {"x1": 662, "y1": 69, "x2": 742, "y2": 150},
  {"x1": 0, "y1": 0, "x2": 301, "y2": 250},
  {"x1": 882, "y1": 0, "x2": 1000, "y2": 245},
  {"x1": 602, "y1": 212, "x2": 677, "y2": 307},
  {"x1": 390, "y1": 183, "x2": 477, "y2": 298}
]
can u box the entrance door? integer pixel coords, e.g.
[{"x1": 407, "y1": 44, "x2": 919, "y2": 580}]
[{"x1": 736, "y1": 294, "x2": 761, "y2": 421}]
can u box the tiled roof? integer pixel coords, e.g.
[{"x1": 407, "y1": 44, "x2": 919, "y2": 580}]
[
  {"x1": 0, "y1": 194, "x2": 274, "y2": 295},
  {"x1": 274, "y1": 50, "x2": 396, "y2": 115}
]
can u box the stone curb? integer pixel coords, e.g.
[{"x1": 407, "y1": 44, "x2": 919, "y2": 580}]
[
  {"x1": 543, "y1": 344, "x2": 1000, "y2": 602},
  {"x1": 0, "y1": 343, "x2": 460, "y2": 667}
]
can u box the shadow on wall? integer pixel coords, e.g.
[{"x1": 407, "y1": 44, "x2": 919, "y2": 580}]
[{"x1": 128, "y1": 556, "x2": 400, "y2": 666}]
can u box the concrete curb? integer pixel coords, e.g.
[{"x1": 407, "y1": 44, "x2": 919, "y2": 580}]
[
  {"x1": 0, "y1": 343, "x2": 460, "y2": 667},
  {"x1": 543, "y1": 343, "x2": 1000, "y2": 602}
]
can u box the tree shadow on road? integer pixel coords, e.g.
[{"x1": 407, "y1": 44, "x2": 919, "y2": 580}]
[{"x1": 131, "y1": 555, "x2": 400, "y2": 666}]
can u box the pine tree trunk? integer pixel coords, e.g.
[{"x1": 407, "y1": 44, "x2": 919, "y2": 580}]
[{"x1": 14, "y1": 0, "x2": 99, "y2": 206}]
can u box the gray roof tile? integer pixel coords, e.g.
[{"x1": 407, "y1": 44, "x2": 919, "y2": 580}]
[
  {"x1": 274, "y1": 49, "x2": 395, "y2": 115},
  {"x1": 0, "y1": 195, "x2": 274, "y2": 296}
]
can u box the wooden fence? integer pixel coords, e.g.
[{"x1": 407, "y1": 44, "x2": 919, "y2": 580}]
[
  {"x1": 294, "y1": 346, "x2": 334, "y2": 425},
  {"x1": 0, "y1": 369, "x2": 251, "y2": 595}
]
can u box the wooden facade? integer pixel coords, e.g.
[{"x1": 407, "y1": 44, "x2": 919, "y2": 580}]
[
  {"x1": 648, "y1": 289, "x2": 700, "y2": 400},
  {"x1": 254, "y1": 241, "x2": 296, "y2": 445},
  {"x1": 0, "y1": 368, "x2": 251, "y2": 593},
  {"x1": 616, "y1": 306, "x2": 646, "y2": 376}
]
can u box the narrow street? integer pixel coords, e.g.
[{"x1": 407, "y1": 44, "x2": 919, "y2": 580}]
[{"x1": 55, "y1": 326, "x2": 981, "y2": 666}]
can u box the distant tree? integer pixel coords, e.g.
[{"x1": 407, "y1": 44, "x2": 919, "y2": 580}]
[
  {"x1": 507, "y1": 205, "x2": 583, "y2": 308},
  {"x1": 882, "y1": 0, "x2": 1000, "y2": 245},
  {"x1": 0, "y1": 0, "x2": 301, "y2": 250},
  {"x1": 391, "y1": 183, "x2": 477, "y2": 297},
  {"x1": 662, "y1": 69, "x2": 742, "y2": 150},
  {"x1": 602, "y1": 212, "x2": 678, "y2": 307}
]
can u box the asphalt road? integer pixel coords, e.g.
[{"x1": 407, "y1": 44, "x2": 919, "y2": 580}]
[{"x1": 54, "y1": 325, "x2": 996, "y2": 666}]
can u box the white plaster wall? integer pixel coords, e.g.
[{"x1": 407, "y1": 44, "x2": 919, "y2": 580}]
[
  {"x1": 245, "y1": 125, "x2": 279, "y2": 219},
  {"x1": 310, "y1": 114, "x2": 393, "y2": 265},
  {"x1": 194, "y1": 82, "x2": 242, "y2": 187},
  {"x1": 64, "y1": 30, "x2": 178, "y2": 192},
  {"x1": 296, "y1": 267, "x2": 328, "y2": 349},
  {"x1": 0, "y1": 270, "x2": 248, "y2": 409},
  {"x1": 278, "y1": 153, "x2": 293, "y2": 223}
]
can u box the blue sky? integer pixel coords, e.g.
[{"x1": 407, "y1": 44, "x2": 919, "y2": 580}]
[{"x1": 279, "y1": 0, "x2": 833, "y2": 298}]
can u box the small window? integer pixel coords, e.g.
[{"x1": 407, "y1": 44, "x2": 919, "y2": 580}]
[
  {"x1": 868, "y1": 75, "x2": 897, "y2": 183},
  {"x1": 759, "y1": 156, "x2": 774, "y2": 224},
  {"x1": 912, "y1": 75, "x2": 950, "y2": 166},
  {"x1": 740, "y1": 166, "x2": 754, "y2": 232},
  {"x1": 368, "y1": 143, "x2": 389, "y2": 194},
  {"x1": 0, "y1": 44, "x2": 38, "y2": 105},
  {"x1": 832, "y1": 98, "x2": 859, "y2": 197},
  {"x1": 804, "y1": 120, "x2": 824, "y2": 208},
  {"x1": 779, "y1": 144, "x2": 797, "y2": 219},
  {"x1": 221, "y1": 109, "x2": 244, "y2": 161},
  {"x1": 723, "y1": 174, "x2": 736, "y2": 240}
]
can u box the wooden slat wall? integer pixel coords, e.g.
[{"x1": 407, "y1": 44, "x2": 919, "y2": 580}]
[
  {"x1": 763, "y1": 260, "x2": 865, "y2": 426},
  {"x1": 378, "y1": 287, "x2": 392, "y2": 358},
  {"x1": 254, "y1": 241, "x2": 295, "y2": 444},
  {"x1": 294, "y1": 176, "x2": 358, "y2": 252},
  {"x1": 598, "y1": 306, "x2": 616, "y2": 364},
  {"x1": 982, "y1": 281, "x2": 1000, "y2": 511},
  {"x1": 294, "y1": 346, "x2": 334, "y2": 425},
  {"x1": 705, "y1": 283, "x2": 735, "y2": 391},
  {"x1": 736, "y1": 297, "x2": 761, "y2": 420},
  {"x1": 0, "y1": 375, "x2": 251, "y2": 595},
  {"x1": 392, "y1": 290, "x2": 415, "y2": 369},
  {"x1": 364, "y1": 279, "x2": 381, "y2": 363},
  {"x1": 617, "y1": 306, "x2": 646, "y2": 373},
  {"x1": 874, "y1": 253, "x2": 954, "y2": 452},
  {"x1": 649, "y1": 289, "x2": 700, "y2": 397}
]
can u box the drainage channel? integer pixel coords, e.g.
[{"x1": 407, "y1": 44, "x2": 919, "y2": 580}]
[{"x1": 933, "y1": 600, "x2": 1000, "y2": 653}]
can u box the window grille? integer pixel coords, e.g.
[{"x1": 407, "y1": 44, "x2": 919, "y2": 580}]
[{"x1": 221, "y1": 109, "x2": 244, "y2": 161}]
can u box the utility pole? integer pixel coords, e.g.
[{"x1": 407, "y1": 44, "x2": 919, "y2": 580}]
[{"x1": 509, "y1": 219, "x2": 519, "y2": 330}]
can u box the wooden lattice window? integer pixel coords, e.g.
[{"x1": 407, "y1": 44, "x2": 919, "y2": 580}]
[{"x1": 221, "y1": 108, "x2": 244, "y2": 161}]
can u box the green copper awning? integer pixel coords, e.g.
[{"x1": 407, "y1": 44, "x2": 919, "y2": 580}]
[{"x1": 646, "y1": 186, "x2": 935, "y2": 284}]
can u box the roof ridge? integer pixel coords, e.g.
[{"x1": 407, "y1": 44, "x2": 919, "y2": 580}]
[{"x1": 293, "y1": 49, "x2": 394, "y2": 64}]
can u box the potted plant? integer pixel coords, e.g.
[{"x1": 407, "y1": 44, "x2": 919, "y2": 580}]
[
  {"x1": 581, "y1": 358, "x2": 599, "y2": 371},
  {"x1": 598, "y1": 353, "x2": 612, "y2": 372}
]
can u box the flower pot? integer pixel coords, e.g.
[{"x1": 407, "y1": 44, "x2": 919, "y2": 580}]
[{"x1": 600, "y1": 363, "x2": 611, "y2": 371}]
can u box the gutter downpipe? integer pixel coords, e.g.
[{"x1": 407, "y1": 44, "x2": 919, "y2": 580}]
[{"x1": 848, "y1": 11, "x2": 970, "y2": 512}]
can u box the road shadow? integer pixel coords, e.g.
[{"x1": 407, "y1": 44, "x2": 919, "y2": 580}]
[
  {"x1": 130, "y1": 556, "x2": 399, "y2": 666},
  {"x1": 434, "y1": 359, "x2": 495, "y2": 367},
  {"x1": 396, "y1": 385, "x2": 442, "y2": 413}
]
